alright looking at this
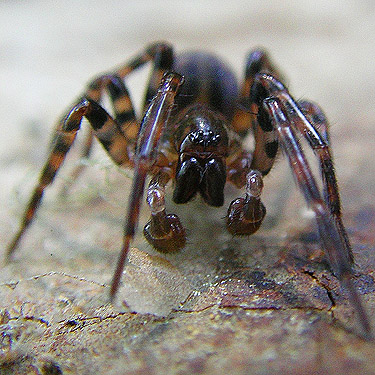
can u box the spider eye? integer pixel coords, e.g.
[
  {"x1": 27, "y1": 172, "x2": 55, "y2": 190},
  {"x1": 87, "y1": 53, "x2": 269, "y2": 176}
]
[{"x1": 186, "y1": 129, "x2": 222, "y2": 148}]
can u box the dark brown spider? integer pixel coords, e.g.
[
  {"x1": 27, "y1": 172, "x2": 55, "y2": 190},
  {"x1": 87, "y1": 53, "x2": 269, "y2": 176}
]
[{"x1": 5, "y1": 42, "x2": 371, "y2": 338}]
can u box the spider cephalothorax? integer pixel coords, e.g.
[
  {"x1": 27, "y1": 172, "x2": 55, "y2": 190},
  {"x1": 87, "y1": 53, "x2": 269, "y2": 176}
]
[
  {"x1": 173, "y1": 104, "x2": 230, "y2": 207},
  {"x1": 5, "y1": 42, "x2": 371, "y2": 338}
]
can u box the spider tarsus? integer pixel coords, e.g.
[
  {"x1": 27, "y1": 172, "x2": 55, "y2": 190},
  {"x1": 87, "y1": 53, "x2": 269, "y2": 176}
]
[
  {"x1": 340, "y1": 273, "x2": 373, "y2": 340},
  {"x1": 109, "y1": 236, "x2": 132, "y2": 302},
  {"x1": 143, "y1": 212, "x2": 186, "y2": 253},
  {"x1": 4, "y1": 233, "x2": 21, "y2": 264},
  {"x1": 226, "y1": 195, "x2": 266, "y2": 236}
]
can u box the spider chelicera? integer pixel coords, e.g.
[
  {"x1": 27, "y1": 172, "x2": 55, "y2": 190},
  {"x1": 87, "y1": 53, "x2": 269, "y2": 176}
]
[{"x1": 5, "y1": 42, "x2": 371, "y2": 338}]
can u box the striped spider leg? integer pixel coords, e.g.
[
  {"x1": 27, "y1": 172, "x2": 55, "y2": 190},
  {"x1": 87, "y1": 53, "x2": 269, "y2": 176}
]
[
  {"x1": 5, "y1": 42, "x2": 175, "y2": 262},
  {"x1": 252, "y1": 72, "x2": 371, "y2": 339},
  {"x1": 109, "y1": 73, "x2": 184, "y2": 299},
  {"x1": 5, "y1": 70, "x2": 184, "y2": 302}
]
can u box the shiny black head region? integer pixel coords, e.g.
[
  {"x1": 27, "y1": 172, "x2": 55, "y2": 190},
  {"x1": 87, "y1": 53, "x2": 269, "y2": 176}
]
[{"x1": 173, "y1": 105, "x2": 229, "y2": 207}]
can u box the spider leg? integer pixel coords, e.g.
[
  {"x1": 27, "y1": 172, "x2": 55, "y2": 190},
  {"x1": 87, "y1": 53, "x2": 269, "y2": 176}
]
[
  {"x1": 59, "y1": 127, "x2": 94, "y2": 194},
  {"x1": 5, "y1": 125, "x2": 78, "y2": 261},
  {"x1": 142, "y1": 45, "x2": 174, "y2": 110},
  {"x1": 87, "y1": 42, "x2": 173, "y2": 137},
  {"x1": 297, "y1": 100, "x2": 353, "y2": 263},
  {"x1": 109, "y1": 72, "x2": 184, "y2": 301},
  {"x1": 143, "y1": 169, "x2": 186, "y2": 252},
  {"x1": 61, "y1": 42, "x2": 174, "y2": 192},
  {"x1": 5, "y1": 94, "x2": 136, "y2": 261},
  {"x1": 240, "y1": 48, "x2": 281, "y2": 106},
  {"x1": 298, "y1": 100, "x2": 330, "y2": 143},
  {"x1": 5, "y1": 43, "x2": 175, "y2": 261},
  {"x1": 232, "y1": 48, "x2": 282, "y2": 175},
  {"x1": 255, "y1": 72, "x2": 354, "y2": 266},
  {"x1": 60, "y1": 74, "x2": 136, "y2": 195},
  {"x1": 226, "y1": 166, "x2": 266, "y2": 236},
  {"x1": 261, "y1": 93, "x2": 371, "y2": 338},
  {"x1": 224, "y1": 49, "x2": 284, "y2": 234}
]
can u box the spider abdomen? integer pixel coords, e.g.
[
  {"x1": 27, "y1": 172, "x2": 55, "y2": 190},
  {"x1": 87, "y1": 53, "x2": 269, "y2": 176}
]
[{"x1": 173, "y1": 51, "x2": 239, "y2": 119}]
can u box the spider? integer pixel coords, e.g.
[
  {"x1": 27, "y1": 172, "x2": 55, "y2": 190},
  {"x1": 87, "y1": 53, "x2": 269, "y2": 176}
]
[{"x1": 5, "y1": 42, "x2": 371, "y2": 338}]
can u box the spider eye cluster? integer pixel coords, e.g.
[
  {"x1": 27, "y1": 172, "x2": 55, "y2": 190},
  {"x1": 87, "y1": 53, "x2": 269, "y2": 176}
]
[
  {"x1": 188, "y1": 129, "x2": 221, "y2": 147},
  {"x1": 175, "y1": 105, "x2": 230, "y2": 155}
]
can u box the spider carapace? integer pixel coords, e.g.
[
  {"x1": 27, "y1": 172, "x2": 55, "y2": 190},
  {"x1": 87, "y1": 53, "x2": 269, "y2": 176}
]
[{"x1": 5, "y1": 42, "x2": 372, "y2": 338}]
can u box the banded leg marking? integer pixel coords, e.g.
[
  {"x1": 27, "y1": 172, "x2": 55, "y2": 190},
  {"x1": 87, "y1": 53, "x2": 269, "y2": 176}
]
[
  {"x1": 110, "y1": 72, "x2": 184, "y2": 300},
  {"x1": 232, "y1": 49, "x2": 282, "y2": 176},
  {"x1": 232, "y1": 48, "x2": 281, "y2": 137},
  {"x1": 297, "y1": 100, "x2": 352, "y2": 262},
  {"x1": 263, "y1": 96, "x2": 371, "y2": 339},
  {"x1": 64, "y1": 42, "x2": 175, "y2": 183},
  {"x1": 5, "y1": 126, "x2": 78, "y2": 261},
  {"x1": 5, "y1": 98, "x2": 134, "y2": 261}
]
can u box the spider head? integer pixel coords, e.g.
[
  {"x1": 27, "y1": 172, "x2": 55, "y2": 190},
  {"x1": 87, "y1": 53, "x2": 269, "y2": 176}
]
[{"x1": 172, "y1": 105, "x2": 229, "y2": 207}]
